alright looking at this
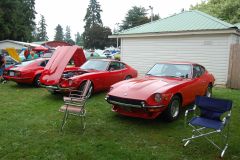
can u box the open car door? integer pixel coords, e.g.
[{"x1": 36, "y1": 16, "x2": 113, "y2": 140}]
[{"x1": 40, "y1": 46, "x2": 86, "y2": 86}]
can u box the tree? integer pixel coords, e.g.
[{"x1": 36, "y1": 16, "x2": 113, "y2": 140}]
[
  {"x1": 0, "y1": 0, "x2": 36, "y2": 41},
  {"x1": 36, "y1": 14, "x2": 48, "y2": 41},
  {"x1": 83, "y1": 24, "x2": 113, "y2": 49},
  {"x1": 191, "y1": 0, "x2": 240, "y2": 24},
  {"x1": 64, "y1": 25, "x2": 75, "y2": 45},
  {"x1": 120, "y1": 6, "x2": 150, "y2": 31},
  {"x1": 75, "y1": 32, "x2": 84, "y2": 46},
  {"x1": 54, "y1": 24, "x2": 64, "y2": 41},
  {"x1": 84, "y1": 0, "x2": 103, "y2": 29},
  {"x1": 83, "y1": 0, "x2": 103, "y2": 49}
]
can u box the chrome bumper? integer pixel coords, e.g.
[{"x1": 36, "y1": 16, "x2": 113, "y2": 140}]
[
  {"x1": 40, "y1": 84, "x2": 73, "y2": 92},
  {"x1": 105, "y1": 97, "x2": 164, "y2": 109}
]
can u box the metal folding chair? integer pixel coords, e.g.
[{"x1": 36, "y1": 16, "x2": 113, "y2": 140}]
[
  {"x1": 182, "y1": 96, "x2": 233, "y2": 157},
  {"x1": 59, "y1": 80, "x2": 91, "y2": 131}
]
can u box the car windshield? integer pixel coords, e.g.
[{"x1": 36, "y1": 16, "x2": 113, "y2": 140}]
[
  {"x1": 146, "y1": 63, "x2": 192, "y2": 78},
  {"x1": 80, "y1": 60, "x2": 109, "y2": 71}
]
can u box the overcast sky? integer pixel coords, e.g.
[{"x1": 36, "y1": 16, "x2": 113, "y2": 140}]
[{"x1": 35, "y1": 0, "x2": 203, "y2": 40}]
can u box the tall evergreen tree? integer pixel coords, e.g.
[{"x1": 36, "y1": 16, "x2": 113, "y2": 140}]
[
  {"x1": 0, "y1": 0, "x2": 36, "y2": 41},
  {"x1": 36, "y1": 14, "x2": 48, "y2": 41},
  {"x1": 84, "y1": 0, "x2": 103, "y2": 29},
  {"x1": 54, "y1": 24, "x2": 64, "y2": 41},
  {"x1": 82, "y1": 0, "x2": 103, "y2": 48},
  {"x1": 75, "y1": 32, "x2": 84, "y2": 46},
  {"x1": 120, "y1": 6, "x2": 149, "y2": 31},
  {"x1": 64, "y1": 26, "x2": 75, "y2": 45},
  {"x1": 64, "y1": 26, "x2": 71, "y2": 42}
]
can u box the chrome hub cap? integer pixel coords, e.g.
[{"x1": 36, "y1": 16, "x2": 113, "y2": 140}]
[{"x1": 171, "y1": 100, "x2": 180, "y2": 118}]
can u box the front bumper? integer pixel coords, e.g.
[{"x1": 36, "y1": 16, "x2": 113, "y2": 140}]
[
  {"x1": 40, "y1": 84, "x2": 75, "y2": 92},
  {"x1": 105, "y1": 95, "x2": 166, "y2": 119},
  {"x1": 6, "y1": 76, "x2": 33, "y2": 84},
  {"x1": 105, "y1": 97, "x2": 164, "y2": 109}
]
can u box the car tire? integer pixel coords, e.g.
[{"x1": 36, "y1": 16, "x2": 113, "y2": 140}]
[
  {"x1": 163, "y1": 95, "x2": 181, "y2": 122},
  {"x1": 79, "y1": 81, "x2": 93, "y2": 98},
  {"x1": 125, "y1": 75, "x2": 132, "y2": 80},
  {"x1": 33, "y1": 74, "x2": 41, "y2": 87},
  {"x1": 205, "y1": 84, "x2": 213, "y2": 97}
]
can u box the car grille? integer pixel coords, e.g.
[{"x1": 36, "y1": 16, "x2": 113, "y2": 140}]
[{"x1": 108, "y1": 95, "x2": 143, "y2": 106}]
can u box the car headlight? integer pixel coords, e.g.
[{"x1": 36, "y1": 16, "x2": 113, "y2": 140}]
[{"x1": 154, "y1": 93, "x2": 162, "y2": 103}]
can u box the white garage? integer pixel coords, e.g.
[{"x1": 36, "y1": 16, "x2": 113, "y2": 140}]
[{"x1": 110, "y1": 10, "x2": 240, "y2": 85}]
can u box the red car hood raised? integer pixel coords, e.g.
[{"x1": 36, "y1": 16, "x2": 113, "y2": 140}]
[
  {"x1": 40, "y1": 46, "x2": 86, "y2": 85},
  {"x1": 109, "y1": 76, "x2": 185, "y2": 100}
]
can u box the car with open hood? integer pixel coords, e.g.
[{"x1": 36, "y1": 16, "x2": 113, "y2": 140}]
[
  {"x1": 105, "y1": 62, "x2": 215, "y2": 121},
  {"x1": 40, "y1": 56, "x2": 138, "y2": 97},
  {"x1": 4, "y1": 46, "x2": 86, "y2": 87}
]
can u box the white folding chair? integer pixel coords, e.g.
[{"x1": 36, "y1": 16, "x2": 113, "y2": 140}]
[{"x1": 59, "y1": 80, "x2": 91, "y2": 131}]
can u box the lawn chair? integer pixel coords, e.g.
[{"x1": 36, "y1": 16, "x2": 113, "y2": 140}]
[
  {"x1": 182, "y1": 96, "x2": 233, "y2": 157},
  {"x1": 59, "y1": 80, "x2": 92, "y2": 131}
]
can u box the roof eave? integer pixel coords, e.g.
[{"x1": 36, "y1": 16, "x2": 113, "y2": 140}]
[{"x1": 109, "y1": 29, "x2": 240, "y2": 38}]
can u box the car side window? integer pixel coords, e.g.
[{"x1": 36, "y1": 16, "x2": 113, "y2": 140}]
[
  {"x1": 39, "y1": 60, "x2": 48, "y2": 67},
  {"x1": 108, "y1": 62, "x2": 121, "y2": 71},
  {"x1": 120, "y1": 63, "x2": 126, "y2": 69},
  {"x1": 193, "y1": 65, "x2": 203, "y2": 78},
  {"x1": 200, "y1": 66, "x2": 205, "y2": 75}
]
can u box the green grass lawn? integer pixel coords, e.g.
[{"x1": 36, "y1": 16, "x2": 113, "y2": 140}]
[{"x1": 0, "y1": 82, "x2": 239, "y2": 160}]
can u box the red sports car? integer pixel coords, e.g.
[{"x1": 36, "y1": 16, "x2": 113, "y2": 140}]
[
  {"x1": 106, "y1": 62, "x2": 215, "y2": 121},
  {"x1": 40, "y1": 58, "x2": 138, "y2": 97},
  {"x1": 4, "y1": 58, "x2": 50, "y2": 87}
]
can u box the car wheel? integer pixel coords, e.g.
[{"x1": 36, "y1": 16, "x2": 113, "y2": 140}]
[
  {"x1": 125, "y1": 75, "x2": 132, "y2": 80},
  {"x1": 163, "y1": 95, "x2": 181, "y2": 121},
  {"x1": 79, "y1": 81, "x2": 93, "y2": 98},
  {"x1": 205, "y1": 85, "x2": 212, "y2": 97},
  {"x1": 33, "y1": 74, "x2": 41, "y2": 87}
]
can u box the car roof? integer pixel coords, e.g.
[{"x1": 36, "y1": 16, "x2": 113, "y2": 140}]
[
  {"x1": 88, "y1": 58, "x2": 120, "y2": 63},
  {"x1": 157, "y1": 61, "x2": 200, "y2": 65}
]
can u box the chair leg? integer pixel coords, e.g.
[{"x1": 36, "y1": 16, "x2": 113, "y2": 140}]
[
  {"x1": 221, "y1": 144, "x2": 228, "y2": 157},
  {"x1": 81, "y1": 115, "x2": 86, "y2": 130},
  {"x1": 61, "y1": 110, "x2": 69, "y2": 131},
  {"x1": 184, "y1": 140, "x2": 191, "y2": 147}
]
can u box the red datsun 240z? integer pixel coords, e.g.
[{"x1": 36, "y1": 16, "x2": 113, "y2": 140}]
[{"x1": 106, "y1": 62, "x2": 215, "y2": 121}]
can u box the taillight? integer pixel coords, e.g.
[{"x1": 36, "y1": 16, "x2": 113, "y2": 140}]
[
  {"x1": 15, "y1": 71, "x2": 21, "y2": 77},
  {"x1": 3, "y1": 70, "x2": 8, "y2": 75}
]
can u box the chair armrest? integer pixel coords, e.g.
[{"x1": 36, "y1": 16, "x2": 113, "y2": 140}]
[
  {"x1": 222, "y1": 111, "x2": 232, "y2": 125},
  {"x1": 185, "y1": 105, "x2": 197, "y2": 117}
]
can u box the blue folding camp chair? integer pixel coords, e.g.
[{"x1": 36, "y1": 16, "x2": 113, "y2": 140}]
[{"x1": 182, "y1": 96, "x2": 233, "y2": 157}]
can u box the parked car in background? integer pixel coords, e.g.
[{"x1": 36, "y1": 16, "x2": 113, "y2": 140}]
[
  {"x1": 84, "y1": 50, "x2": 106, "y2": 59},
  {"x1": 5, "y1": 56, "x2": 18, "y2": 68},
  {"x1": 4, "y1": 58, "x2": 50, "y2": 87},
  {"x1": 41, "y1": 58, "x2": 138, "y2": 97},
  {"x1": 106, "y1": 62, "x2": 215, "y2": 121}
]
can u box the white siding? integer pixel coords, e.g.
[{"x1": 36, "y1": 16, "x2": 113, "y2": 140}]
[
  {"x1": 121, "y1": 34, "x2": 234, "y2": 85},
  {"x1": 0, "y1": 42, "x2": 24, "y2": 50}
]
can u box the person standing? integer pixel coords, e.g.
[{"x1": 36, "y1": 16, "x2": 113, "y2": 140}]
[{"x1": 0, "y1": 54, "x2": 6, "y2": 82}]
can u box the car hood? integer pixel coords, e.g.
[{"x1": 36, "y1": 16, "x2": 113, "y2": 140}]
[
  {"x1": 109, "y1": 76, "x2": 185, "y2": 100},
  {"x1": 40, "y1": 46, "x2": 86, "y2": 85}
]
